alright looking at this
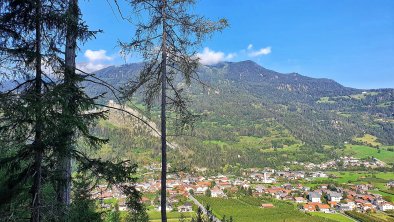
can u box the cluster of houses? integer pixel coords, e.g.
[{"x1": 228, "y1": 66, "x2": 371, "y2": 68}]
[
  {"x1": 90, "y1": 169, "x2": 394, "y2": 214},
  {"x1": 287, "y1": 156, "x2": 385, "y2": 170},
  {"x1": 253, "y1": 182, "x2": 394, "y2": 213},
  {"x1": 249, "y1": 169, "x2": 328, "y2": 183}
]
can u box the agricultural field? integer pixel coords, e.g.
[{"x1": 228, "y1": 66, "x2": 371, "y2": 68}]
[
  {"x1": 328, "y1": 171, "x2": 394, "y2": 184},
  {"x1": 344, "y1": 144, "x2": 394, "y2": 164},
  {"x1": 148, "y1": 211, "x2": 194, "y2": 222},
  {"x1": 372, "y1": 212, "x2": 394, "y2": 222},
  {"x1": 195, "y1": 196, "x2": 336, "y2": 222},
  {"x1": 344, "y1": 210, "x2": 393, "y2": 222},
  {"x1": 310, "y1": 212, "x2": 354, "y2": 222}
]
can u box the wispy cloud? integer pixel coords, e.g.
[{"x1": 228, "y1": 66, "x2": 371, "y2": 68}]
[
  {"x1": 248, "y1": 46, "x2": 271, "y2": 57},
  {"x1": 197, "y1": 47, "x2": 236, "y2": 65},
  {"x1": 247, "y1": 44, "x2": 253, "y2": 50}
]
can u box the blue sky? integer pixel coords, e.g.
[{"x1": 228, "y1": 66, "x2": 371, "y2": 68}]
[{"x1": 78, "y1": 0, "x2": 394, "y2": 89}]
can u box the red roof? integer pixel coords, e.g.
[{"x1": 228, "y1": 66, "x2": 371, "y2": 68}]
[{"x1": 261, "y1": 203, "x2": 274, "y2": 208}]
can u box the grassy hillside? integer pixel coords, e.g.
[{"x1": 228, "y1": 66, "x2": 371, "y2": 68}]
[{"x1": 344, "y1": 145, "x2": 394, "y2": 164}]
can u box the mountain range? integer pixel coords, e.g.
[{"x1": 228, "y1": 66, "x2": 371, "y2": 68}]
[{"x1": 86, "y1": 60, "x2": 394, "y2": 168}]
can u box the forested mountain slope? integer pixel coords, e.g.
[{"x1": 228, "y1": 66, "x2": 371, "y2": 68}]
[{"x1": 86, "y1": 60, "x2": 393, "y2": 168}]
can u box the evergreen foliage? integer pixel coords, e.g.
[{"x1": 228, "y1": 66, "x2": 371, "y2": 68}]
[{"x1": 0, "y1": 1, "x2": 145, "y2": 221}]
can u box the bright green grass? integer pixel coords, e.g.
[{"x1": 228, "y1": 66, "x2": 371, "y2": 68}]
[
  {"x1": 148, "y1": 211, "x2": 194, "y2": 221},
  {"x1": 310, "y1": 212, "x2": 355, "y2": 222},
  {"x1": 195, "y1": 196, "x2": 336, "y2": 222},
  {"x1": 317, "y1": 97, "x2": 336, "y2": 104},
  {"x1": 202, "y1": 140, "x2": 229, "y2": 147},
  {"x1": 329, "y1": 172, "x2": 394, "y2": 184},
  {"x1": 345, "y1": 145, "x2": 394, "y2": 164},
  {"x1": 353, "y1": 134, "x2": 381, "y2": 147},
  {"x1": 326, "y1": 171, "x2": 394, "y2": 197},
  {"x1": 203, "y1": 135, "x2": 301, "y2": 152}
]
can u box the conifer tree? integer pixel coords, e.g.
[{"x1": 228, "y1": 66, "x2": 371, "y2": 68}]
[
  {"x1": 0, "y1": 1, "x2": 65, "y2": 220},
  {"x1": 1, "y1": 1, "x2": 145, "y2": 221},
  {"x1": 119, "y1": 1, "x2": 227, "y2": 221}
]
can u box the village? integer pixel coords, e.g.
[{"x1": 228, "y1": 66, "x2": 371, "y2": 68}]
[{"x1": 91, "y1": 155, "x2": 394, "y2": 220}]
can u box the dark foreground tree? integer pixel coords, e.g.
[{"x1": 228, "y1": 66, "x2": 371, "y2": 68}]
[
  {"x1": 119, "y1": 0, "x2": 227, "y2": 221},
  {"x1": 0, "y1": 1, "x2": 65, "y2": 220},
  {"x1": 55, "y1": 0, "x2": 78, "y2": 209},
  {"x1": 1, "y1": 0, "x2": 145, "y2": 221}
]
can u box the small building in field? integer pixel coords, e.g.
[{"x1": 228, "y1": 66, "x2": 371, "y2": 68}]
[
  {"x1": 178, "y1": 202, "x2": 193, "y2": 212},
  {"x1": 261, "y1": 203, "x2": 274, "y2": 208}
]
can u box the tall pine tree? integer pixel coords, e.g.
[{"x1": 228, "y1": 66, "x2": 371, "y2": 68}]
[
  {"x1": 119, "y1": 1, "x2": 227, "y2": 221},
  {"x1": 1, "y1": 1, "x2": 145, "y2": 220}
]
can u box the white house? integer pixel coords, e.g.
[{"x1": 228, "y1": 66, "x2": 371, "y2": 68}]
[
  {"x1": 328, "y1": 192, "x2": 342, "y2": 202},
  {"x1": 178, "y1": 203, "x2": 193, "y2": 212},
  {"x1": 294, "y1": 197, "x2": 307, "y2": 203},
  {"x1": 378, "y1": 202, "x2": 394, "y2": 211},
  {"x1": 195, "y1": 186, "x2": 208, "y2": 195},
  {"x1": 211, "y1": 187, "x2": 226, "y2": 198},
  {"x1": 309, "y1": 192, "x2": 321, "y2": 203},
  {"x1": 338, "y1": 202, "x2": 355, "y2": 211},
  {"x1": 156, "y1": 204, "x2": 173, "y2": 212},
  {"x1": 318, "y1": 204, "x2": 330, "y2": 213}
]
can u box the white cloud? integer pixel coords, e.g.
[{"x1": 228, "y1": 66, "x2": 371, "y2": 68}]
[
  {"x1": 197, "y1": 47, "x2": 236, "y2": 65},
  {"x1": 84, "y1": 49, "x2": 113, "y2": 62},
  {"x1": 248, "y1": 47, "x2": 271, "y2": 57},
  {"x1": 247, "y1": 44, "x2": 253, "y2": 50},
  {"x1": 77, "y1": 49, "x2": 114, "y2": 73}
]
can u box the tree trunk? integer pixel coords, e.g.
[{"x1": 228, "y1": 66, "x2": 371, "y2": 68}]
[
  {"x1": 160, "y1": 1, "x2": 167, "y2": 221},
  {"x1": 31, "y1": 0, "x2": 43, "y2": 221},
  {"x1": 56, "y1": 0, "x2": 78, "y2": 210}
]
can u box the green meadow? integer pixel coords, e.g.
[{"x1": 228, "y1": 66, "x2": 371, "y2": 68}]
[
  {"x1": 310, "y1": 212, "x2": 354, "y2": 222},
  {"x1": 345, "y1": 145, "x2": 394, "y2": 164}
]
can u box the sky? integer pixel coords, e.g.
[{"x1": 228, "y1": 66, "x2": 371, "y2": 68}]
[{"x1": 78, "y1": 0, "x2": 394, "y2": 89}]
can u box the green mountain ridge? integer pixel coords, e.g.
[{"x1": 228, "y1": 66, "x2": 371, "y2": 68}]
[{"x1": 86, "y1": 60, "x2": 393, "y2": 168}]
